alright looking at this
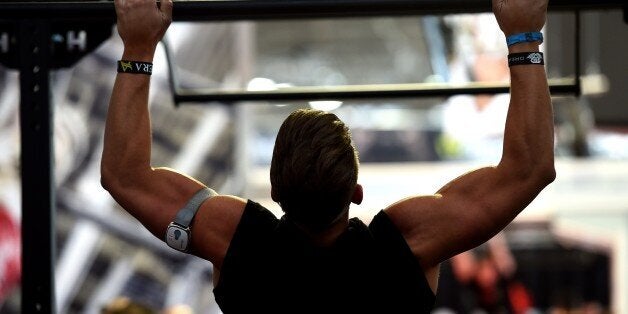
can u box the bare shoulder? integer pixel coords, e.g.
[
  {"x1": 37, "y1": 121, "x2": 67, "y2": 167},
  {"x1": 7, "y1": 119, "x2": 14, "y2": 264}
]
[
  {"x1": 190, "y1": 194, "x2": 247, "y2": 269},
  {"x1": 383, "y1": 195, "x2": 443, "y2": 246},
  {"x1": 384, "y1": 195, "x2": 443, "y2": 293},
  {"x1": 383, "y1": 195, "x2": 446, "y2": 268}
]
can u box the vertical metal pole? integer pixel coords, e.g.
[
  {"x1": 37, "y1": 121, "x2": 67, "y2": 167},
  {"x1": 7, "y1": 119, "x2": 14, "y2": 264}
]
[
  {"x1": 574, "y1": 10, "x2": 582, "y2": 97},
  {"x1": 234, "y1": 22, "x2": 255, "y2": 196},
  {"x1": 19, "y1": 19, "x2": 56, "y2": 314},
  {"x1": 422, "y1": 16, "x2": 450, "y2": 83}
]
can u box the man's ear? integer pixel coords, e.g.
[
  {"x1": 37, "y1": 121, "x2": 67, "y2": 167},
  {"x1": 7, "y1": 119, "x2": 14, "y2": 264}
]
[{"x1": 351, "y1": 184, "x2": 363, "y2": 205}]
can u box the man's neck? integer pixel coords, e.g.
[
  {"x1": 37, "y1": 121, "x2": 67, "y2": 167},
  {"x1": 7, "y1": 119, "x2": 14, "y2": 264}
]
[{"x1": 294, "y1": 212, "x2": 350, "y2": 247}]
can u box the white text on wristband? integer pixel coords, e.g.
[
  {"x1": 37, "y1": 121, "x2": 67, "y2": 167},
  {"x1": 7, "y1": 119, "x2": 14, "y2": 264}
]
[
  {"x1": 117, "y1": 60, "x2": 153, "y2": 75},
  {"x1": 508, "y1": 52, "x2": 544, "y2": 67}
]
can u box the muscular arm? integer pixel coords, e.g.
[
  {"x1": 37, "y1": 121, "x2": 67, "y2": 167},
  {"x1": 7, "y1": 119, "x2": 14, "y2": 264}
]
[
  {"x1": 101, "y1": 0, "x2": 244, "y2": 269},
  {"x1": 385, "y1": 0, "x2": 554, "y2": 291}
]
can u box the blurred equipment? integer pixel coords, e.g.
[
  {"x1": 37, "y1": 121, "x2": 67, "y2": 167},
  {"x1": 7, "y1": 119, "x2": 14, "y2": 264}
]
[{"x1": 0, "y1": 204, "x2": 20, "y2": 304}]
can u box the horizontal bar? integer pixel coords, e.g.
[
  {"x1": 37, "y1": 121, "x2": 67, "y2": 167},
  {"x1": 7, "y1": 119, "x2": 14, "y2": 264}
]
[
  {"x1": 0, "y1": 0, "x2": 625, "y2": 21},
  {"x1": 172, "y1": 79, "x2": 579, "y2": 103}
]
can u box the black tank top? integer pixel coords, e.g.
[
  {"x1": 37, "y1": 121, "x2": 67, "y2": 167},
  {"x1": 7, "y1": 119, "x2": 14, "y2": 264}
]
[{"x1": 213, "y1": 200, "x2": 435, "y2": 313}]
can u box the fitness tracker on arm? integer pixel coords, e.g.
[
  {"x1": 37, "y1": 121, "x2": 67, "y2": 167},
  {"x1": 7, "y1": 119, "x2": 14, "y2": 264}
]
[{"x1": 165, "y1": 188, "x2": 217, "y2": 252}]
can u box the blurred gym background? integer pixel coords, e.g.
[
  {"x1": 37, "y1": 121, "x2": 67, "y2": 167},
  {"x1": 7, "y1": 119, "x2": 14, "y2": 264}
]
[{"x1": 0, "y1": 1, "x2": 627, "y2": 313}]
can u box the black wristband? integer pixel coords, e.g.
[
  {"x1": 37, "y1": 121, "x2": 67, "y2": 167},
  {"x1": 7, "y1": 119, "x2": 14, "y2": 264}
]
[
  {"x1": 117, "y1": 60, "x2": 153, "y2": 75},
  {"x1": 508, "y1": 52, "x2": 544, "y2": 67}
]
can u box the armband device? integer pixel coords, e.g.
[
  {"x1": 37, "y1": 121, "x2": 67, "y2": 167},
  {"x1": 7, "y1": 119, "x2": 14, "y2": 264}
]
[{"x1": 165, "y1": 188, "x2": 217, "y2": 252}]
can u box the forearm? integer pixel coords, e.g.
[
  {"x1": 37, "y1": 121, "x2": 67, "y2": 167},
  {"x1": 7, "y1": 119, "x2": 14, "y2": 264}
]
[
  {"x1": 101, "y1": 52, "x2": 154, "y2": 185},
  {"x1": 398, "y1": 0, "x2": 555, "y2": 272},
  {"x1": 102, "y1": 0, "x2": 171, "y2": 186},
  {"x1": 499, "y1": 42, "x2": 555, "y2": 180}
]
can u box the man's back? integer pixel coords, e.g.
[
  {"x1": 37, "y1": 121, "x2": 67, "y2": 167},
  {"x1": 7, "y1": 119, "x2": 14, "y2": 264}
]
[
  {"x1": 102, "y1": 0, "x2": 554, "y2": 312},
  {"x1": 213, "y1": 201, "x2": 435, "y2": 313}
]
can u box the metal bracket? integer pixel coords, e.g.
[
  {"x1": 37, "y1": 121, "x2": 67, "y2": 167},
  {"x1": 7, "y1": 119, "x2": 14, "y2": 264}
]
[{"x1": 0, "y1": 21, "x2": 112, "y2": 69}]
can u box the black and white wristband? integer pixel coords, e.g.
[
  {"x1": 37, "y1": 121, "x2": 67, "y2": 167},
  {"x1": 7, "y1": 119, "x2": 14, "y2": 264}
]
[
  {"x1": 508, "y1": 52, "x2": 544, "y2": 67},
  {"x1": 117, "y1": 60, "x2": 153, "y2": 75}
]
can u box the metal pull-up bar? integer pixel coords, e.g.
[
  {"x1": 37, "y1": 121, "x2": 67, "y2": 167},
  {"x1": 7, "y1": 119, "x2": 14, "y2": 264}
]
[
  {"x1": 0, "y1": 0, "x2": 625, "y2": 21},
  {"x1": 2, "y1": 0, "x2": 625, "y2": 103}
]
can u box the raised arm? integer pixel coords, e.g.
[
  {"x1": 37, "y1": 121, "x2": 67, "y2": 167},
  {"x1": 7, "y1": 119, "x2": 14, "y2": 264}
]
[
  {"x1": 385, "y1": 0, "x2": 554, "y2": 291},
  {"x1": 100, "y1": 0, "x2": 245, "y2": 269}
]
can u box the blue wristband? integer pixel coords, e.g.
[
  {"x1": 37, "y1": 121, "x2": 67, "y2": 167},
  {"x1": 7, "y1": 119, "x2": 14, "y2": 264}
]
[{"x1": 506, "y1": 32, "x2": 543, "y2": 47}]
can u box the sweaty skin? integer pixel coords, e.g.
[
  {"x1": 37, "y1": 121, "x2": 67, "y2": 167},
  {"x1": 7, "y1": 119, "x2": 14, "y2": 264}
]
[{"x1": 101, "y1": 0, "x2": 554, "y2": 296}]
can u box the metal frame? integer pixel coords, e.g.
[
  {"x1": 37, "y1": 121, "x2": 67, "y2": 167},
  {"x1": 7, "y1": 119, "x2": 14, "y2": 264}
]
[
  {"x1": 3, "y1": 0, "x2": 626, "y2": 105},
  {"x1": 0, "y1": 0, "x2": 626, "y2": 313},
  {"x1": 0, "y1": 0, "x2": 625, "y2": 21},
  {"x1": 170, "y1": 81, "x2": 582, "y2": 103},
  {"x1": 17, "y1": 19, "x2": 56, "y2": 314},
  {"x1": 157, "y1": 12, "x2": 586, "y2": 104},
  {"x1": 163, "y1": 30, "x2": 581, "y2": 105}
]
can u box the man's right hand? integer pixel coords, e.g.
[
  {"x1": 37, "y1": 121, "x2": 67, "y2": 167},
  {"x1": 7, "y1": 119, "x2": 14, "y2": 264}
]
[
  {"x1": 492, "y1": 0, "x2": 548, "y2": 36},
  {"x1": 114, "y1": 0, "x2": 173, "y2": 61}
]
